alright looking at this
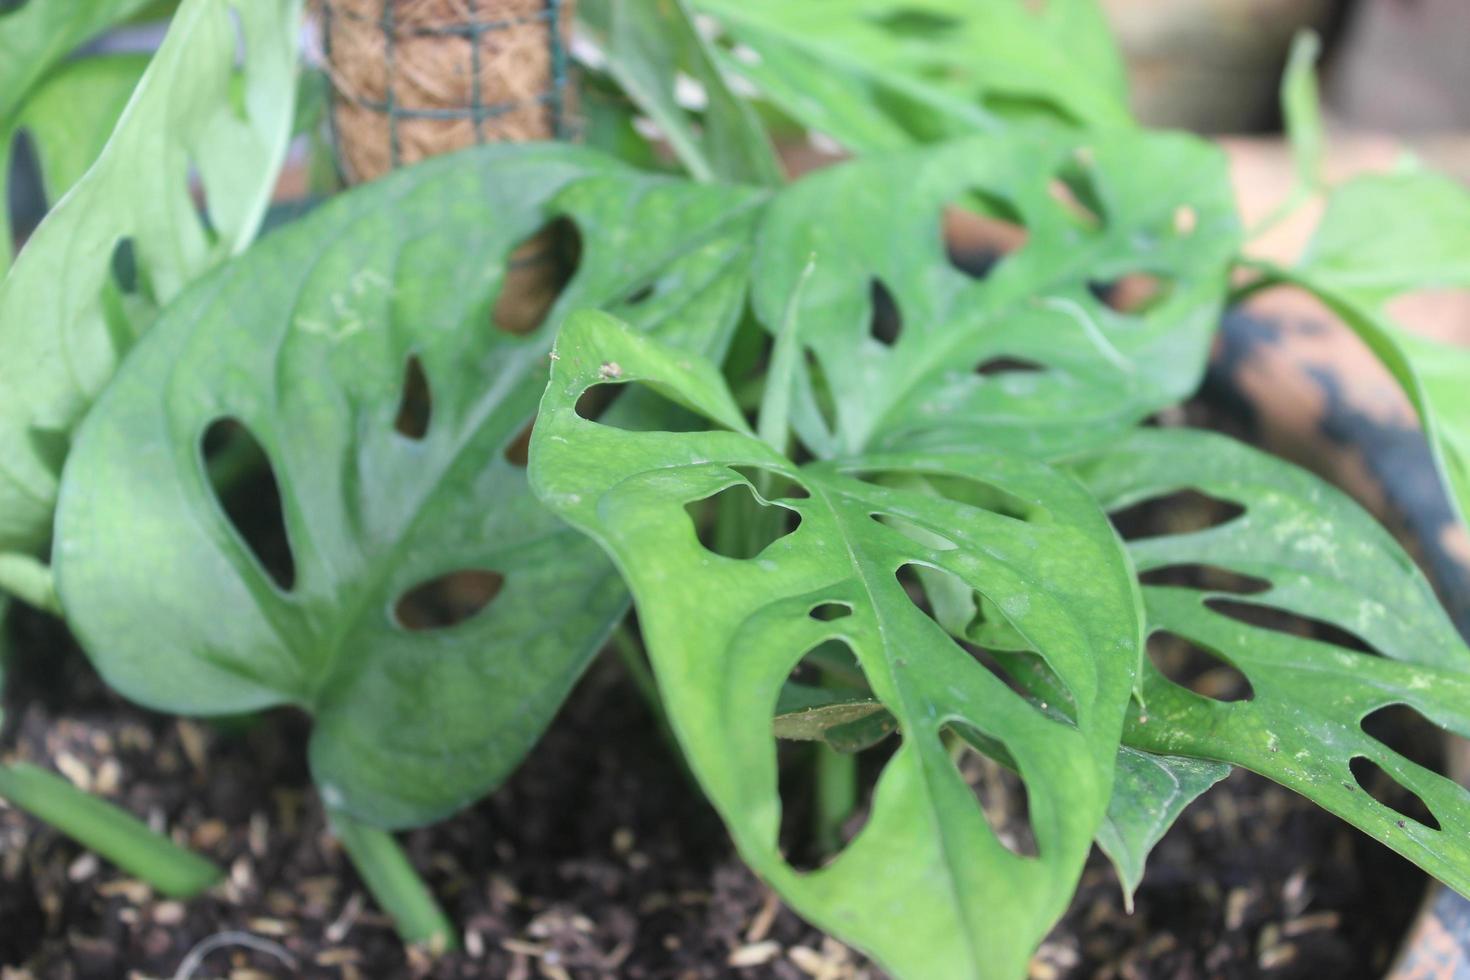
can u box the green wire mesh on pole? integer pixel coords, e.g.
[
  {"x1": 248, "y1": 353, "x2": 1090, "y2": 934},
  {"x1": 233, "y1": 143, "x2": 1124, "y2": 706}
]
[{"x1": 322, "y1": 0, "x2": 576, "y2": 183}]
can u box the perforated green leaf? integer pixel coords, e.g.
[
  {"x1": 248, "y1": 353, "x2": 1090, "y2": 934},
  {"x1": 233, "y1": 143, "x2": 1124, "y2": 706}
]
[
  {"x1": 1270, "y1": 172, "x2": 1470, "y2": 531},
  {"x1": 693, "y1": 0, "x2": 1130, "y2": 152},
  {"x1": 0, "y1": 0, "x2": 301, "y2": 563},
  {"x1": 531, "y1": 312, "x2": 1140, "y2": 978},
  {"x1": 749, "y1": 129, "x2": 1239, "y2": 459},
  {"x1": 55, "y1": 146, "x2": 764, "y2": 828},
  {"x1": 1073, "y1": 427, "x2": 1470, "y2": 896}
]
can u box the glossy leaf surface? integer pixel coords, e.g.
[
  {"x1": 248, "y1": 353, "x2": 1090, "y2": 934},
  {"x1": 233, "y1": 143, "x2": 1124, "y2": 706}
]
[
  {"x1": 0, "y1": 0, "x2": 301, "y2": 560},
  {"x1": 532, "y1": 312, "x2": 1140, "y2": 978},
  {"x1": 1074, "y1": 428, "x2": 1470, "y2": 897},
  {"x1": 749, "y1": 130, "x2": 1239, "y2": 459},
  {"x1": 56, "y1": 146, "x2": 764, "y2": 827}
]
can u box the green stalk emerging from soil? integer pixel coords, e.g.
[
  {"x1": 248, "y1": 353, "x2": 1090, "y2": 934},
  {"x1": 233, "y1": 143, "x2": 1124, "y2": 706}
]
[
  {"x1": 0, "y1": 761, "x2": 222, "y2": 896},
  {"x1": 329, "y1": 808, "x2": 458, "y2": 953}
]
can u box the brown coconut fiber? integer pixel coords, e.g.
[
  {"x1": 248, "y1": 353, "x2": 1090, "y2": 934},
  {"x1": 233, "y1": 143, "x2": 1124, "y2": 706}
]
[{"x1": 322, "y1": 0, "x2": 576, "y2": 184}]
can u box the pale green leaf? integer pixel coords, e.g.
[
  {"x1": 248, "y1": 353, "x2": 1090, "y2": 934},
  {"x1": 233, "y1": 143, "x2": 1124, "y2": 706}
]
[
  {"x1": 580, "y1": 0, "x2": 781, "y2": 185},
  {"x1": 0, "y1": 0, "x2": 157, "y2": 267},
  {"x1": 55, "y1": 147, "x2": 765, "y2": 827},
  {"x1": 15, "y1": 54, "x2": 150, "y2": 205},
  {"x1": 532, "y1": 312, "x2": 1140, "y2": 978},
  {"x1": 694, "y1": 0, "x2": 1131, "y2": 152},
  {"x1": 1277, "y1": 172, "x2": 1470, "y2": 531},
  {"x1": 1281, "y1": 30, "x2": 1323, "y2": 194},
  {"x1": 0, "y1": 0, "x2": 302, "y2": 563},
  {"x1": 0, "y1": 0, "x2": 153, "y2": 123}
]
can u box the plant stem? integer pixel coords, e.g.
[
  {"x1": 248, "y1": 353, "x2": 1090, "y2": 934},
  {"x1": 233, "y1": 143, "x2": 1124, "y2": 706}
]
[
  {"x1": 611, "y1": 623, "x2": 700, "y2": 789},
  {"x1": 0, "y1": 552, "x2": 60, "y2": 615},
  {"x1": 329, "y1": 808, "x2": 457, "y2": 953},
  {"x1": 756, "y1": 253, "x2": 818, "y2": 456},
  {"x1": 0, "y1": 761, "x2": 221, "y2": 897},
  {"x1": 812, "y1": 745, "x2": 857, "y2": 856}
]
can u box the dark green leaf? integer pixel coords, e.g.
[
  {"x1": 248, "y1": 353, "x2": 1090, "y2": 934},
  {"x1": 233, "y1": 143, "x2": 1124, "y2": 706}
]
[
  {"x1": 749, "y1": 129, "x2": 1239, "y2": 459},
  {"x1": 55, "y1": 146, "x2": 764, "y2": 827},
  {"x1": 1074, "y1": 427, "x2": 1470, "y2": 897},
  {"x1": 1095, "y1": 747, "x2": 1229, "y2": 907},
  {"x1": 532, "y1": 311, "x2": 1140, "y2": 977}
]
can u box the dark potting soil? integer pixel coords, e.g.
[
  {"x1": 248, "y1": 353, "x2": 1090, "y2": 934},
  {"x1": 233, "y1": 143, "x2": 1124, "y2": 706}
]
[
  {"x1": 1, "y1": 411, "x2": 1444, "y2": 980},
  {"x1": 0, "y1": 598, "x2": 1433, "y2": 980}
]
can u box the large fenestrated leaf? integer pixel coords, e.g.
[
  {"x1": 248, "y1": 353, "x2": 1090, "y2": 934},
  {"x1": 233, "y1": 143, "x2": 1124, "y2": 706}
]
[
  {"x1": 693, "y1": 0, "x2": 1130, "y2": 152},
  {"x1": 1265, "y1": 171, "x2": 1470, "y2": 532},
  {"x1": 1073, "y1": 427, "x2": 1470, "y2": 896},
  {"x1": 531, "y1": 312, "x2": 1140, "y2": 979},
  {"x1": 0, "y1": 0, "x2": 301, "y2": 565},
  {"x1": 749, "y1": 129, "x2": 1238, "y2": 459},
  {"x1": 55, "y1": 146, "x2": 765, "y2": 828}
]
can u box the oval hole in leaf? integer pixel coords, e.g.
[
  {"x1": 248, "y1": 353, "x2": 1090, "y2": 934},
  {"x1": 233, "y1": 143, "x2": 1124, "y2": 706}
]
[
  {"x1": 729, "y1": 464, "x2": 810, "y2": 500},
  {"x1": 868, "y1": 8, "x2": 961, "y2": 37},
  {"x1": 1109, "y1": 489, "x2": 1245, "y2": 542},
  {"x1": 185, "y1": 156, "x2": 218, "y2": 246},
  {"x1": 896, "y1": 562, "x2": 1075, "y2": 715},
  {"x1": 1049, "y1": 159, "x2": 1104, "y2": 231},
  {"x1": 1361, "y1": 703, "x2": 1448, "y2": 777},
  {"x1": 1147, "y1": 630, "x2": 1253, "y2": 702},
  {"x1": 774, "y1": 641, "x2": 894, "y2": 871},
  {"x1": 869, "y1": 469, "x2": 1047, "y2": 524},
  {"x1": 503, "y1": 417, "x2": 535, "y2": 467},
  {"x1": 1137, "y1": 564, "x2": 1271, "y2": 595},
  {"x1": 809, "y1": 602, "x2": 852, "y2": 621},
  {"x1": 393, "y1": 354, "x2": 432, "y2": 440},
  {"x1": 1089, "y1": 273, "x2": 1171, "y2": 315},
  {"x1": 110, "y1": 235, "x2": 141, "y2": 295},
  {"x1": 623, "y1": 282, "x2": 656, "y2": 306},
  {"x1": 492, "y1": 216, "x2": 581, "y2": 336},
  {"x1": 869, "y1": 279, "x2": 902, "y2": 346},
  {"x1": 1203, "y1": 598, "x2": 1383, "y2": 657},
  {"x1": 944, "y1": 188, "x2": 1028, "y2": 280},
  {"x1": 685, "y1": 481, "x2": 801, "y2": 560},
  {"x1": 975, "y1": 356, "x2": 1045, "y2": 378},
  {"x1": 393, "y1": 569, "x2": 504, "y2": 631},
  {"x1": 943, "y1": 725, "x2": 1038, "y2": 858},
  {"x1": 574, "y1": 380, "x2": 703, "y2": 432},
  {"x1": 1349, "y1": 756, "x2": 1441, "y2": 831},
  {"x1": 200, "y1": 419, "x2": 295, "y2": 591}
]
